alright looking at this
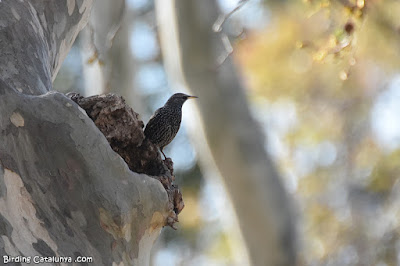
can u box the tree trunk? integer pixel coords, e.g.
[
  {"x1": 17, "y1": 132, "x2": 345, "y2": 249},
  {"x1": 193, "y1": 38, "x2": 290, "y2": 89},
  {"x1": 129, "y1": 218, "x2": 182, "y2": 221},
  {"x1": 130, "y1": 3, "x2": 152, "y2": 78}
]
[
  {"x1": 155, "y1": 0, "x2": 297, "y2": 265},
  {"x1": 0, "y1": 1, "x2": 170, "y2": 265},
  {"x1": 80, "y1": 0, "x2": 126, "y2": 97}
]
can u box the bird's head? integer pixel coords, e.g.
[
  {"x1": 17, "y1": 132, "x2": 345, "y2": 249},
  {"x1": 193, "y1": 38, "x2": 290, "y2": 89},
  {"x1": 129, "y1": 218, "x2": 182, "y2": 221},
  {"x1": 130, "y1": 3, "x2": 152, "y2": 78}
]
[{"x1": 166, "y1": 93, "x2": 198, "y2": 107}]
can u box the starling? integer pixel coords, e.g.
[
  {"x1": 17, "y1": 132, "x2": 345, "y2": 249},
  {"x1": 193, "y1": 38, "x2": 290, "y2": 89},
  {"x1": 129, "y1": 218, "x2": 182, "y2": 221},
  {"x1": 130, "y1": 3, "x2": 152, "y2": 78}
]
[{"x1": 144, "y1": 93, "x2": 198, "y2": 159}]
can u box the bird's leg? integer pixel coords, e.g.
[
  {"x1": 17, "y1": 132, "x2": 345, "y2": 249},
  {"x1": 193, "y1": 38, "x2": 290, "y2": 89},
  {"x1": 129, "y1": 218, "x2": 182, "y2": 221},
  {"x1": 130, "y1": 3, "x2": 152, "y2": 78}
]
[{"x1": 160, "y1": 148, "x2": 167, "y2": 160}]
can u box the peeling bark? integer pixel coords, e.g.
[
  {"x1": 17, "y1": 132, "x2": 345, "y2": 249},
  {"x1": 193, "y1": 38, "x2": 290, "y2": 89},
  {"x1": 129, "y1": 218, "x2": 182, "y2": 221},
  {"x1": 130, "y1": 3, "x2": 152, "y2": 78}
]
[
  {"x1": 0, "y1": 1, "x2": 174, "y2": 265},
  {"x1": 0, "y1": 0, "x2": 91, "y2": 94}
]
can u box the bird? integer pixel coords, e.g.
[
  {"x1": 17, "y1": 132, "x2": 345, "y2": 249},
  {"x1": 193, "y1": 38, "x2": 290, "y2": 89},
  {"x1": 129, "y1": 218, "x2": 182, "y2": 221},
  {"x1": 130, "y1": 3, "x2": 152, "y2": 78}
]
[{"x1": 144, "y1": 93, "x2": 198, "y2": 159}]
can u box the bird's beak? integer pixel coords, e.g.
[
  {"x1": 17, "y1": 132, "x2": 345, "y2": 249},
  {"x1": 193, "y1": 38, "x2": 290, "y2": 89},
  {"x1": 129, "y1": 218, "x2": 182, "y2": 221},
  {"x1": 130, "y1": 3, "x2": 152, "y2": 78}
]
[{"x1": 187, "y1": 95, "x2": 198, "y2": 99}]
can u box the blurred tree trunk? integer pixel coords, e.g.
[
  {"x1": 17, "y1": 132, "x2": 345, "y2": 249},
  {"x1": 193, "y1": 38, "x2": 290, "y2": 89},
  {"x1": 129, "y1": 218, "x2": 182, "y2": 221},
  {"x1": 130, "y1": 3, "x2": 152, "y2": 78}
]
[
  {"x1": 107, "y1": 8, "x2": 146, "y2": 114},
  {"x1": 80, "y1": 0, "x2": 145, "y2": 113},
  {"x1": 80, "y1": 0, "x2": 125, "y2": 96},
  {"x1": 0, "y1": 1, "x2": 169, "y2": 265},
  {"x1": 156, "y1": 0, "x2": 296, "y2": 265}
]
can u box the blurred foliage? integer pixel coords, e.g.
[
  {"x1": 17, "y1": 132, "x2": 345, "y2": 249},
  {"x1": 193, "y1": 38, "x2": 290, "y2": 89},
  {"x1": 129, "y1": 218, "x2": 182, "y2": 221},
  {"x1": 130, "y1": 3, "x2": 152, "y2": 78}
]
[
  {"x1": 236, "y1": 0, "x2": 400, "y2": 265},
  {"x1": 369, "y1": 149, "x2": 400, "y2": 193}
]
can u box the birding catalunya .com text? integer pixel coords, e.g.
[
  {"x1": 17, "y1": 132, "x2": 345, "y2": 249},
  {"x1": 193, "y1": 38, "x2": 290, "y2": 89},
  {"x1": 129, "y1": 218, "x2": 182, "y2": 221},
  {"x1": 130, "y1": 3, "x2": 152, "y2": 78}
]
[{"x1": 3, "y1": 255, "x2": 93, "y2": 264}]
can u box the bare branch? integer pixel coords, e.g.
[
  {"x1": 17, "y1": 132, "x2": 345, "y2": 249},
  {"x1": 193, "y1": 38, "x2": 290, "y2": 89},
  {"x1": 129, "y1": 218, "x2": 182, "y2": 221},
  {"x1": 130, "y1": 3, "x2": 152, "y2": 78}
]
[
  {"x1": 212, "y1": 0, "x2": 250, "y2": 33},
  {"x1": 216, "y1": 33, "x2": 234, "y2": 66}
]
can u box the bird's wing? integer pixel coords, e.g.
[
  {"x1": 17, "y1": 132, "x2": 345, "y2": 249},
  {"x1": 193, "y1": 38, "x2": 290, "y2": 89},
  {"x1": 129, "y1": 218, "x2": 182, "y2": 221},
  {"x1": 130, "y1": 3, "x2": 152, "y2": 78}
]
[
  {"x1": 148, "y1": 108, "x2": 162, "y2": 121},
  {"x1": 144, "y1": 107, "x2": 164, "y2": 134}
]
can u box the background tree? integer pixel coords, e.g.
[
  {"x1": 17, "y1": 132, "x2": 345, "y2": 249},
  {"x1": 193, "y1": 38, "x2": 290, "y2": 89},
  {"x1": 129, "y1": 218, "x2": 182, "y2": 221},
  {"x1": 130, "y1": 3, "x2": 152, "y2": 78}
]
[{"x1": 155, "y1": 0, "x2": 296, "y2": 265}]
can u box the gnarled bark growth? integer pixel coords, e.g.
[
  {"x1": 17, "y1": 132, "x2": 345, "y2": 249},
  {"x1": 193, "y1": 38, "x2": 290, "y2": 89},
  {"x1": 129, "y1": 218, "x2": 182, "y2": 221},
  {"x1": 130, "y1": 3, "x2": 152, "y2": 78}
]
[{"x1": 67, "y1": 92, "x2": 184, "y2": 227}]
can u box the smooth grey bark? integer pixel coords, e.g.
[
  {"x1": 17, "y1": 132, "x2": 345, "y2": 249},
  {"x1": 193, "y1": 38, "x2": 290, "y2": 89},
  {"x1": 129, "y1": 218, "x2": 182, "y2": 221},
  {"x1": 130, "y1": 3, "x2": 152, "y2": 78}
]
[
  {"x1": 156, "y1": 1, "x2": 296, "y2": 265},
  {"x1": 0, "y1": 0, "x2": 91, "y2": 95},
  {"x1": 0, "y1": 1, "x2": 170, "y2": 265}
]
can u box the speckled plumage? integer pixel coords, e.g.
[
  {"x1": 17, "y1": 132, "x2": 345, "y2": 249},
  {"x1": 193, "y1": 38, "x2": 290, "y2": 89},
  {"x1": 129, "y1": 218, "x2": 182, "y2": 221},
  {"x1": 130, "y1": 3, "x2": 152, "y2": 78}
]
[{"x1": 144, "y1": 93, "x2": 197, "y2": 159}]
